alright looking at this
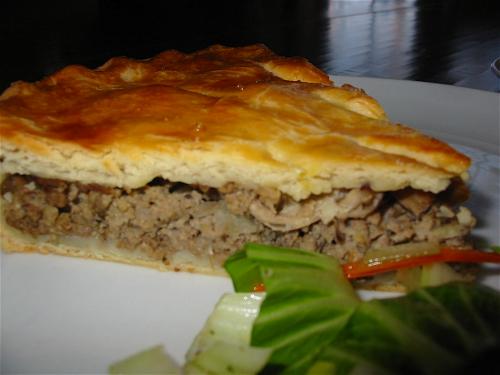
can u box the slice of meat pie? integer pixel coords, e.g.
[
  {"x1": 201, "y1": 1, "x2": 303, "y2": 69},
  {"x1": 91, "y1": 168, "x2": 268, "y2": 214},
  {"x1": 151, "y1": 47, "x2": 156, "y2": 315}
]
[{"x1": 0, "y1": 44, "x2": 474, "y2": 275}]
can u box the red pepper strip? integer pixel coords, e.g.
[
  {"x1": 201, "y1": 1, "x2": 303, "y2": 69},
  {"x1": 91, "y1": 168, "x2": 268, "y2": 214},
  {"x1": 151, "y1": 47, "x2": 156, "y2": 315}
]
[
  {"x1": 253, "y1": 282, "x2": 266, "y2": 292},
  {"x1": 342, "y1": 247, "x2": 500, "y2": 280}
]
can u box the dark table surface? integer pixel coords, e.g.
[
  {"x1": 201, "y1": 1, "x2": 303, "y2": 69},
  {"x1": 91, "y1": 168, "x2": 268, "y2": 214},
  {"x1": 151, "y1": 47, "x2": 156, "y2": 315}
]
[{"x1": 2, "y1": 0, "x2": 499, "y2": 92}]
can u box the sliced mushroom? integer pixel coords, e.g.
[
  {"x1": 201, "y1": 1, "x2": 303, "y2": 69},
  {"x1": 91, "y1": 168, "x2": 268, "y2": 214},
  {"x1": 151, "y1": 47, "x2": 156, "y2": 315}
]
[
  {"x1": 316, "y1": 189, "x2": 383, "y2": 222},
  {"x1": 249, "y1": 198, "x2": 318, "y2": 231},
  {"x1": 393, "y1": 188, "x2": 434, "y2": 217}
]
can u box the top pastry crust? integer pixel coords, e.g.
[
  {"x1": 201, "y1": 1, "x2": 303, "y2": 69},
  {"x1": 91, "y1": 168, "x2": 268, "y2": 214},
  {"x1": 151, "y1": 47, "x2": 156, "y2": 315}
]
[{"x1": 0, "y1": 44, "x2": 469, "y2": 200}]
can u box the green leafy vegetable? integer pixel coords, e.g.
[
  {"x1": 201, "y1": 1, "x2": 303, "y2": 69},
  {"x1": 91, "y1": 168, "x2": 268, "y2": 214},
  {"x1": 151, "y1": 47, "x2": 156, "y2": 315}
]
[
  {"x1": 184, "y1": 292, "x2": 271, "y2": 374},
  {"x1": 226, "y1": 244, "x2": 500, "y2": 374},
  {"x1": 317, "y1": 283, "x2": 500, "y2": 374},
  {"x1": 110, "y1": 244, "x2": 500, "y2": 375},
  {"x1": 224, "y1": 243, "x2": 360, "y2": 374}
]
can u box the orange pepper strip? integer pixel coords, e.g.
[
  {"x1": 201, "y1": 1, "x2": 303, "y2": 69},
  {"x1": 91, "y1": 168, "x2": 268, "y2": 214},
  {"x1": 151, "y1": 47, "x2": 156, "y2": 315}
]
[
  {"x1": 253, "y1": 282, "x2": 266, "y2": 292},
  {"x1": 342, "y1": 247, "x2": 500, "y2": 280}
]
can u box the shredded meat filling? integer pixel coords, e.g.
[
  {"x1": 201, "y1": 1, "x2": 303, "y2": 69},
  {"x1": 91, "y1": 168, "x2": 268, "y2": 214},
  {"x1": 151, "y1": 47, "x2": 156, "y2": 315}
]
[{"x1": 1, "y1": 174, "x2": 475, "y2": 265}]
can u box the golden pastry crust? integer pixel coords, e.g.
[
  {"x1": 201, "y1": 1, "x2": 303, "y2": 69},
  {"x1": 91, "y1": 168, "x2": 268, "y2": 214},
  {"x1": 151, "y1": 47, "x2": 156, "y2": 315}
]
[{"x1": 0, "y1": 44, "x2": 469, "y2": 200}]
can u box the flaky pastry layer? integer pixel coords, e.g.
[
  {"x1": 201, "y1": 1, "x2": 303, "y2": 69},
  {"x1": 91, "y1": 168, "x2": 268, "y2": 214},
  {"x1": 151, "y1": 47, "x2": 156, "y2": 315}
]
[{"x1": 0, "y1": 44, "x2": 469, "y2": 199}]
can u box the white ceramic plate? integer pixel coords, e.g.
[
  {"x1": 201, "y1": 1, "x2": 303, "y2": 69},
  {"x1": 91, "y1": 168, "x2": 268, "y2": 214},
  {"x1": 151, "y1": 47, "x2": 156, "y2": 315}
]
[{"x1": 1, "y1": 78, "x2": 499, "y2": 374}]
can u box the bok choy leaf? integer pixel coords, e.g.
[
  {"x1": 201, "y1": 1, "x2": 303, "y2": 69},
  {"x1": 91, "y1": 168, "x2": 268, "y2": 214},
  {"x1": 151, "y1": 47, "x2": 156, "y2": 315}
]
[
  {"x1": 226, "y1": 244, "x2": 500, "y2": 374},
  {"x1": 316, "y1": 282, "x2": 500, "y2": 375},
  {"x1": 224, "y1": 243, "x2": 360, "y2": 374},
  {"x1": 184, "y1": 292, "x2": 271, "y2": 374},
  {"x1": 110, "y1": 244, "x2": 500, "y2": 375}
]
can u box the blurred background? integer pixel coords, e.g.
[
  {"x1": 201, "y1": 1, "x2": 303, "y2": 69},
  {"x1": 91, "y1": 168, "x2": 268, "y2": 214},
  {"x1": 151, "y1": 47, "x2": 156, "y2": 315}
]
[{"x1": 1, "y1": 0, "x2": 499, "y2": 91}]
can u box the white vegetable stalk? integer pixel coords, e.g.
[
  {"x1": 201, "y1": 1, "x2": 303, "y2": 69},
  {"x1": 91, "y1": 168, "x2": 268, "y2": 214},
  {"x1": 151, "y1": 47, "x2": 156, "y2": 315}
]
[{"x1": 185, "y1": 292, "x2": 271, "y2": 375}]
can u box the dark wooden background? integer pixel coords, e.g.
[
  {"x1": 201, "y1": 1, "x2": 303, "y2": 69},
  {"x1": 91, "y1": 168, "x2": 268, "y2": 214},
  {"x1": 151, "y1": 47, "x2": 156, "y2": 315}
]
[{"x1": 1, "y1": 0, "x2": 499, "y2": 91}]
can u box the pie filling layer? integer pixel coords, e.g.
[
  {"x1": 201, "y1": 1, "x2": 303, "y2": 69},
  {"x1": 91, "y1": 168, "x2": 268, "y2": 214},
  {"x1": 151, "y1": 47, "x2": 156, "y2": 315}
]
[{"x1": 1, "y1": 174, "x2": 475, "y2": 267}]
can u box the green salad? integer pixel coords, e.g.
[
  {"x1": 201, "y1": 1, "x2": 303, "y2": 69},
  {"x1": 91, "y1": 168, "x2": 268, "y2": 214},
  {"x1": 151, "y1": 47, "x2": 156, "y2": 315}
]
[{"x1": 110, "y1": 244, "x2": 500, "y2": 374}]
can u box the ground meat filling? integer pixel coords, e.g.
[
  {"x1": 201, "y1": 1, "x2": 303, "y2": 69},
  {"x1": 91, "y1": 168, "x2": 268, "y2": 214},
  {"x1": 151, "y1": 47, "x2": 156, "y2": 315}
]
[{"x1": 1, "y1": 174, "x2": 475, "y2": 265}]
